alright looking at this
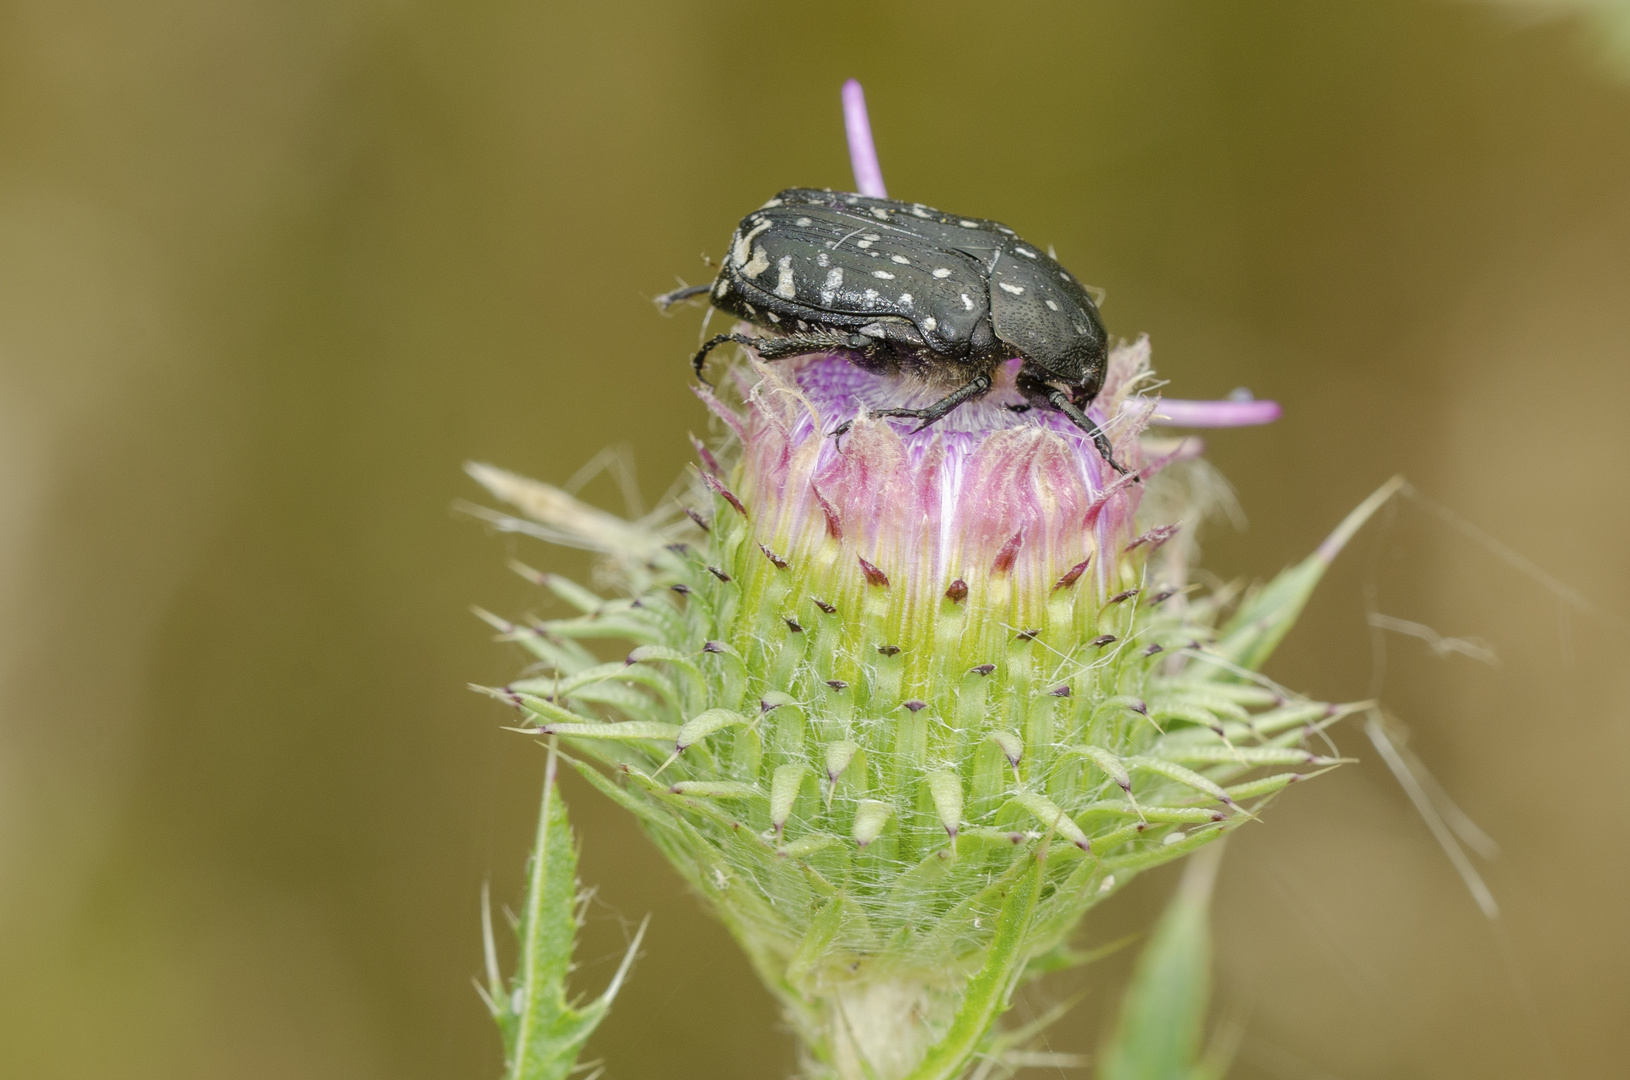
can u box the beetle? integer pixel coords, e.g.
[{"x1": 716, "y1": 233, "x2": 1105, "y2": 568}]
[{"x1": 660, "y1": 187, "x2": 1123, "y2": 472}]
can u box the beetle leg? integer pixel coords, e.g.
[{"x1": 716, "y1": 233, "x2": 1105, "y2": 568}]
[
  {"x1": 830, "y1": 373, "x2": 993, "y2": 441},
  {"x1": 894, "y1": 373, "x2": 992, "y2": 431},
  {"x1": 1047, "y1": 390, "x2": 1128, "y2": 475},
  {"x1": 753, "y1": 331, "x2": 875, "y2": 361},
  {"x1": 693, "y1": 331, "x2": 876, "y2": 385}
]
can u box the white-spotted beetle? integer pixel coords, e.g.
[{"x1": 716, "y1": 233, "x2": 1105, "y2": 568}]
[{"x1": 661, "y1": 188, "x2": 1122, "y2": 472}]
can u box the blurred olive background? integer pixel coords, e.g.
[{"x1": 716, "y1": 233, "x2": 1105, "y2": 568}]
[{"x1": 2, "y1": 2, "x2": 1628, "y2": 1078}]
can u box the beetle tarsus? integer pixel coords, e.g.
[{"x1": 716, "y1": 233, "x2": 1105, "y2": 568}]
[{"x1": 691, "y1": 333, "x2": 759, "y2": 385}]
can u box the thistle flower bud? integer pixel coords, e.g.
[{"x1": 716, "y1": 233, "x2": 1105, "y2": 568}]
[{"x1": 470, "y1": 336, "x2": 1373, "y2": 1080}]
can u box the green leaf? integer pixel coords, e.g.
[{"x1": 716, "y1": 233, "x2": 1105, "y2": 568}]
[
  {"x1": 1213, "y1": 476, "x2": 1402, "y2": 672},
  {"x1": 486, "y1": 739, "x2": 645, "y2": 1080},
  {"x1": 1099, "y1": 842, "x2": 1223, "y2": 1080}
]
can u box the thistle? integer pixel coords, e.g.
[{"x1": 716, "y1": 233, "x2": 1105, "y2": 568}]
[{"x1": 469, "y1": 84, "x2": 1386, "y2": 1080}]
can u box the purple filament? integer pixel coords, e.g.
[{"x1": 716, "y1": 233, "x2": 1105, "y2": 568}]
[
  {"x1": 1149, "y1": 398, "x2": 1282, "y2": 428},
  {"x1": 842, "y1": 79, "x2": 887, "y2": 198}
]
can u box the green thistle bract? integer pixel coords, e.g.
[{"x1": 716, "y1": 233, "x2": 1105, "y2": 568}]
[{"x1": 471, "y1": 341, "x2": 1364, "y2": 1080}]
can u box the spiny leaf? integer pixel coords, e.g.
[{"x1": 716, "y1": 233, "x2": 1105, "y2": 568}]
[{"x1": 489, "y1": 739, "x2": 644, "y2": 1080}]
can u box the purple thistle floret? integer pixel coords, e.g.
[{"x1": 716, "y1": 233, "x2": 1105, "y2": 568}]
[{"x1": 713, "y1": 345, "x2": 1155, "y2": 616}]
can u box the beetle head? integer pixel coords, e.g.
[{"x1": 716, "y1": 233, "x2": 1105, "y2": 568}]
[{"x1": 987, "y1": 245, "x2": 1107, "y2": 399}]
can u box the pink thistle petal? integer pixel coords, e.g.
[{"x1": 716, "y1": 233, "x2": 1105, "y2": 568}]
[{"x1": 842, "y1": 79, "x2": 887, "y2": 198}]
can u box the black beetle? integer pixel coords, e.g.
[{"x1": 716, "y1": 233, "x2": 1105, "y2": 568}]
[{"x1": 660, "y1": 188, "x2": 1122, "y2": 472}]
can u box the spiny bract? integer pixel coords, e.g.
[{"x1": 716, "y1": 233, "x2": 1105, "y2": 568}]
[{"x1": 471, "y1": 340, "x2": 1361, "y2": 1080}]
